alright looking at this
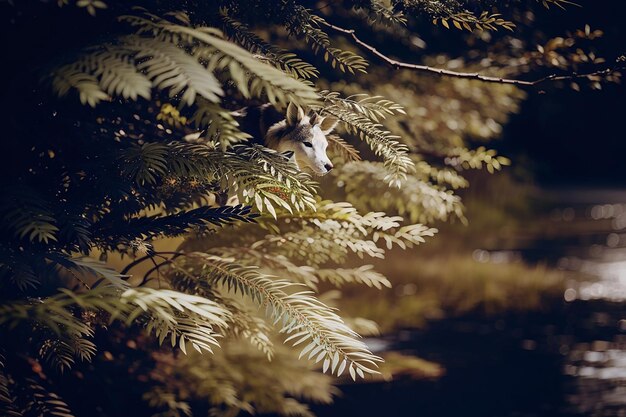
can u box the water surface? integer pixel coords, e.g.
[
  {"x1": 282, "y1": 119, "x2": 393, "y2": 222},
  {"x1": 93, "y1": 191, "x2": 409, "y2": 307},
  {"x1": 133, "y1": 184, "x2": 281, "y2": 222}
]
[{"x1": 314, "y1": 189, "x2": 626, "y2": 417}]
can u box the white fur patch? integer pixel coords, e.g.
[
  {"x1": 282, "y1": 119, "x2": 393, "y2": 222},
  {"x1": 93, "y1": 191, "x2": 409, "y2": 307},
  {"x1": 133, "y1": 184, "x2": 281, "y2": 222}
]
[{"x1": 264, "y1": 107, "x2": 337, "y2": 176}]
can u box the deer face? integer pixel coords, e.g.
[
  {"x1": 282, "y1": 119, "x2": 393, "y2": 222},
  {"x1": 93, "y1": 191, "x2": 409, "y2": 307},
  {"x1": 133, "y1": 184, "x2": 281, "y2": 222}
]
[{"x1": 271, "y1": 103, "x2": 339, "y2": 176}]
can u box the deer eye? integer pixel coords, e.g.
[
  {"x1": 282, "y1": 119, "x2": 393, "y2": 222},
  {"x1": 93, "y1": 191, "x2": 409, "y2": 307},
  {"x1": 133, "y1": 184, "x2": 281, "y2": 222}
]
[{"x1": 303, "y1": 141, "x2": 313, "y2": 148}]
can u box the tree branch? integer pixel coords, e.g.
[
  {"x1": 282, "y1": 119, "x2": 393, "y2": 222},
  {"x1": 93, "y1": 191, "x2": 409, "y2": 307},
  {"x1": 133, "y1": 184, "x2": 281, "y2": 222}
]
[
  {"x1": 318, "y1": 19, "x2": 621, "y2": 87},
  {"x1": 120, "y1": 251, "x2": 185, "y2": 275}
]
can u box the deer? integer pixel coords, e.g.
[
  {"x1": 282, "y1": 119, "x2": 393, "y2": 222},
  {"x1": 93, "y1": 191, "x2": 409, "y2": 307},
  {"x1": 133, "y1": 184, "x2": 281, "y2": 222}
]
[{"x1": 236, "y1": 102, "x2": 339, "y2": 176}]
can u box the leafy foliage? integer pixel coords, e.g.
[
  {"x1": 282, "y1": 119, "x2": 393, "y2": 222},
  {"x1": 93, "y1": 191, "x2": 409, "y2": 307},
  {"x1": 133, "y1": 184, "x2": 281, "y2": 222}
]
[
  {"x1": 220, "y1": 11, "x2": 320, "y2": 80},
  {"x1": 1, "y1": 0, "x2": 619, "y2": 416},
  {"x1": 148, "y1": 341, "x2": 337, "y2": 417},
  {"x1": 174, "y1": 253, "x2": 382, "y2": 378}
]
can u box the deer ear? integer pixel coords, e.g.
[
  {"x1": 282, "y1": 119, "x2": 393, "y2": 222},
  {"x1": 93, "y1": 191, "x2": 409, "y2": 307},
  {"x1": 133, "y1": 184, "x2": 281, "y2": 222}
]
[
  {"x1": 309, "y1": 112, "x2": 321, "y2": 126},
  {"x1": 286, "y1": 102, "x2": 304, "y2": 126},
  {"x1": 319, "y1": 116, "x2": 339, "y2": 134}
]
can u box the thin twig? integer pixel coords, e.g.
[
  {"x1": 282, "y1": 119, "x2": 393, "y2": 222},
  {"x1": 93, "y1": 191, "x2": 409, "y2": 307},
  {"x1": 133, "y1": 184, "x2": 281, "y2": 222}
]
[
  {"x1": 147, "y1": 255, "x2": 162, "y2": 288},
  {"x1": 120, "y1": 251, "x2": 186, "y2": 275},
  {"x1": 60, "y1": 265, "x2": 92, "y2": 290},
  {"x1": 318, "y1": 19, "x2": 621, "y2": 87},
  {"x1": 140, "y1": 253, "x2": 185, "y2": 286}
]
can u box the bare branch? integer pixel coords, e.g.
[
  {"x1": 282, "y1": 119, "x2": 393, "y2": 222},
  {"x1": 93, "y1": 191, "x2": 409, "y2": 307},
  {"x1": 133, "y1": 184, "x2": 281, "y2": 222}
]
[{"x1": 318, "y1": 19, "x2": 621, "y2": 87}]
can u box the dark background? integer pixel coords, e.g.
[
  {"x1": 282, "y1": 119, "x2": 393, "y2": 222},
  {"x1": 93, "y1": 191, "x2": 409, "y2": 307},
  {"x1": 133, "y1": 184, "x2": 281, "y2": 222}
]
[{"x1": 499, "y1": 1, "x2": 626, "y2": 186}]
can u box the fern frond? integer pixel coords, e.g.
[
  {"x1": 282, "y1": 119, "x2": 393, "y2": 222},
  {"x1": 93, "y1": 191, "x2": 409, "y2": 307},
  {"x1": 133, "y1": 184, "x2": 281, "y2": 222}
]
[
  {"x1": 221, "y1": 11, "x2": 319, "y2": 80},
  {"x1": 51, "y1": 36, "x2": 222, "y2": 106},
  {"x1": 119, "y1": 142, "x2": 169, "y2": 186},
  {"x1": 54, "y1": 35, "x2": 223, "y2": 106},
  {"x1": 143, "y1": 389, "x2": 192, "y2": 417},
  {"x1": 0, "y1": 356, "x2": 20, "y2": 417},
  {"x1": 319, "y1": 90, "x2": 405, "y2": 122},
  {"x1": 128, "y1": 37, "x2": 224, "y2": 105},
  {"x1": 242, "y1": 147, "x2": 318, "y2": 214},
  {"x1": 56, "y1": 212, "x2": 93, "y2": 253},
  {"x1": 0, "y1": 286, "x2": 232, "y2": 360},
  {"x1": 51, "y1": 65, "x2": 110, "y2": 107},
  {"x1": 335, "y1": 161, "x2": 465, "y2": 223},
  {"x1": 179, "y1": 26, "x2": 319, "y2": 106},
  {"x1": 286, "y1": 9, "x2": 369, "y2": 74},
  {"x1": 220, "y1": 298, "x2": 275, "y2": 361},
  {"x1": 149, "y1": 337, "x2": 336, "y2": 417},
  {"x1": 73, "y1": 0, "x2": 107, "y2": 16},
  {"x1": 320, "y1": 90, "x2": 405, "y2": 122},
  {"x1": 185, "y1": 143, "x2": 319, "y2": 215},
  {"x1": 432, "y1": 12, "x2": 515, "y2": 32},
  {"x1": 92, "y1": 205, "x2": 257, "y2": 246},
  {"x1": 47, "y1": 255, "x2": 129, "y2": 289},
  {"x1": 39, "y1": 339, "x2": 77, "y2": 373},
  {"x1": 326, "y1": 134, "x2": 361, "y2": 163},
  {"x1": 400, "y1": 1, "x2": 514, "y2": 31},
  {"x1": 124, "y1": 288, "x2": 230, "y2": 354},
  {"x1": 206, "y1": 247, "x2": 319, "y2": 290},
  {"x1": 229, "y1": 313, "x2": 274, "y2": 361},
  {"x1": 0, "y1": 187, "x2": 59, "y2": 244},
  {"x1": 235, "y1": 144, "x2": 319, "y2": 216},
  {"x1": 178, "y1": 253, "x2": 382, "y2": 379},
  {"x1": 539, "y1": 0, "x2": 580, "y2": 9},
  {"x1": 191, "y1": 99, "x2": 252, "y2": 150},
  {"x1": 444, "y1": 146, "x2": 510, "y2": 174},
  {"x1": 169, "y1": 270, "x2": 275, "y2": 359},
  {"x1": 318, "y1": 91, "x2": 413, "y2": 186},
  {"x1": 343, "y1": 317, "x2": 380, "y2": 337},
  {"x1": 351, "y1": 0, "x2": 407, "y2": 26},
  {"x1": 117, "y1": 141, "x2": 318, "y2": 215},
  {"x1": 414, "y1": 160, "x2": 470, "y2": 189},
  {"x1": 315, "y1": 266, "x2": 391, "y2": 289},
  {"x1": 251, "y1": 221, "x2": 385, "y2": 264},
  {"x1": 61, "y1": 47, "x2": 152, "y2": 101},
  {"x1": 323, "y1": 105, "x2": 414, "y2": 187},
  {"x1": 237, "y1": 201, "x2": 436, "y2": 267},
  {"x1": 95, "y1": 49, "x2": 152, "y2": 100},
  {"x1": 2, "y1": 262, "x2": 40, "y2": 292},
  {"x1": 121, "y1": 12, "x2": 320, "y2": 107},
  {"x1": 51, "y1": 11, "x2": 320, "y2": 109},
  {"x1": 23, "y1": 379, "x2": 74, "y2": 417}
]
